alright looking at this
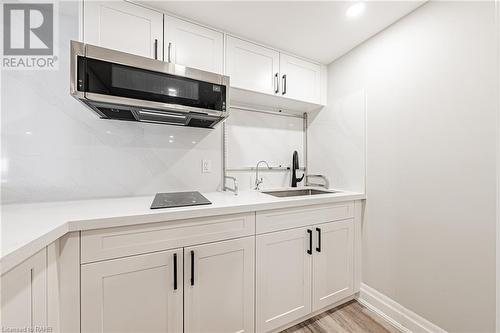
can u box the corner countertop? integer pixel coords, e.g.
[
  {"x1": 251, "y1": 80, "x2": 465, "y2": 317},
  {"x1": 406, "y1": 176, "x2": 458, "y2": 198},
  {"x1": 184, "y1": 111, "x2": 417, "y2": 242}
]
[{"x1": 1, "y1": 188, "x2": 365, "y2": 274}]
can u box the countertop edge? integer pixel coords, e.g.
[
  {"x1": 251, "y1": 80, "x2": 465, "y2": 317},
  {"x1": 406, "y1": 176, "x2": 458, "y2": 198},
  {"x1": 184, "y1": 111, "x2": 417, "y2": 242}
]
[{"x1": 1, "y1": 192, "x2": 365, "y2": 274}]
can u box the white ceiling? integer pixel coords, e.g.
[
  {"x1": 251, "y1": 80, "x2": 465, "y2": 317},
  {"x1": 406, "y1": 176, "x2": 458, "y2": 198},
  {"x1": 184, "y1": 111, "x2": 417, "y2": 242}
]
[{"x1": 139, "y1": 1, "x2": 425, "y2": 64}]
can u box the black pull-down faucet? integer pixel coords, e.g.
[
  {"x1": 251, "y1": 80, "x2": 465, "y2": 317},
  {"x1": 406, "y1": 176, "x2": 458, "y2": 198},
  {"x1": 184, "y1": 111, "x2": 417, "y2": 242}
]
[{"x1": 291, "y1": 150, "x2": 304, "y2": 187}]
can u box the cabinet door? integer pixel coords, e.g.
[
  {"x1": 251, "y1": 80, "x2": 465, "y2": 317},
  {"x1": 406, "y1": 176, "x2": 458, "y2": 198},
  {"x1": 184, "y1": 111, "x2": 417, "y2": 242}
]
[
  {"x1": 164, "y1": 15, "x2": 223, "y2": 73},
  {"x1": 312, "y1": 220, "x2": 354, "y2": 312},
  {"x1": 279, "y1": 53, "x2": 321, "y2": 103},
  {"x1": 81, "y1": 249, "x2": 183, "y2": 333},
  {"x1": 184, "y1": 237, "x2": 254, "y2": 333},
  {"x1": 256, "y1": 228, "x2": 312, "y2": 332},
  {"x1": 84, "y1": 1, "x2": 163, "y2": 59},
  {"x1": 1, "y1": 249, "x2": 47, "y2": 331},
  {"x1": 226, "y1": 36, "x2": 280, "y2": 95}
]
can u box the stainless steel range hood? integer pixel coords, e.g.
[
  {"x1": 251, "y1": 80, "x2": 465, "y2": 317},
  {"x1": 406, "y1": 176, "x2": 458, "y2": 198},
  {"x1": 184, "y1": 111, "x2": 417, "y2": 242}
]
[{"x1": 70, "y1": 41, "x2": 230, "y2": 128}]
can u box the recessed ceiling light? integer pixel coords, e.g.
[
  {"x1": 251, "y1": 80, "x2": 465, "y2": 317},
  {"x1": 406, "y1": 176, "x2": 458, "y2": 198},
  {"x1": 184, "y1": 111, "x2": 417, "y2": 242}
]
[{"x1": 346, "y1": 2, "x2": 365, "y2": 18}]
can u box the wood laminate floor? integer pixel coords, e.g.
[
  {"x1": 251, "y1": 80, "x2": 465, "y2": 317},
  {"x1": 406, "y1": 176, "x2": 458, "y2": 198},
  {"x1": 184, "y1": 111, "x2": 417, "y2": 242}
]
[{"x1": 281, "y1": 300, "x2": 401, "y2": 333}]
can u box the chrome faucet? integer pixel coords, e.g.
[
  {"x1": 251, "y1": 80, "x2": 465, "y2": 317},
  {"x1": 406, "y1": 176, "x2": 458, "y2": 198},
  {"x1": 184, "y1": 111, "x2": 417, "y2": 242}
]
[
  {"x1": 254, "y1": 160, "x2": 271, "y2": 190},
  {"x1": 223, "y1": 175, "x2": 239, "y2": 196}
]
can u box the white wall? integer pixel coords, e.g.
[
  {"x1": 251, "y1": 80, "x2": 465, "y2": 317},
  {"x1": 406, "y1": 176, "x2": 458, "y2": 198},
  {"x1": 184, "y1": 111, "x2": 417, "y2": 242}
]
[
  {"x1": 308, "y1": 89, "x2": 366, "y2": 193},
  {"x1": 225, "y1": 108, "x2": 304, "y2": 190},
  {"x1": 1, "y1": 1, "x2": 222, "y2": 204},
  {"x1": 311, "y1": 1, "x2": 497, "y2": 331}
]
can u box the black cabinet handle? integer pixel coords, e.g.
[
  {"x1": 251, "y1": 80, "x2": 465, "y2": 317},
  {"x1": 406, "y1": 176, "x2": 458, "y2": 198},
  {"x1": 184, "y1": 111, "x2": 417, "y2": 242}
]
[
  {"x1": 307, "y1": 229, "x2": 312, "y2": 255},
  {"x1": 190, "y1": 250, "x2": 195, "y2": 286},
  {"x1": 154, "y1": 39, "x2": 158, "y2": 60},
  {"x1": 282, "y1": 74, "x2": 287, "y2": 95},
  {"x1": 173, "y1": 253, "x2": 178, "y2": 290},
  {"x1": 316, "y1": 228, "x2": 321, "y2": 252},
  {"x1": 274, "y1": 73, "x2": 279, "y2": 94}
]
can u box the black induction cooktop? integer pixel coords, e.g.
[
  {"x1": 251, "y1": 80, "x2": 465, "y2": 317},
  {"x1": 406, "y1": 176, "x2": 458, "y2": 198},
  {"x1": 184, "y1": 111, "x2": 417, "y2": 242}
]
[{"x1": 150, "y1": 191, "x2": 212, "y2": 209}]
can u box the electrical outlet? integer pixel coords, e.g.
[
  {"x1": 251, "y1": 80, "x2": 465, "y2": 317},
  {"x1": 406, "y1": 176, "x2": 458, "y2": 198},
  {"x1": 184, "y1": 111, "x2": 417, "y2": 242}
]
[{"x1": 202, "y1": 159, "x2": 212, "y2": 173}]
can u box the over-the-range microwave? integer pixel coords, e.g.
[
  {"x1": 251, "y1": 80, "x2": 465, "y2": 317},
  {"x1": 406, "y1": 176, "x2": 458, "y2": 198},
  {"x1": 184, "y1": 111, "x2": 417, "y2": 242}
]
[{"x1": 70, "y1": 40, "x2": 229, "y2": 128}]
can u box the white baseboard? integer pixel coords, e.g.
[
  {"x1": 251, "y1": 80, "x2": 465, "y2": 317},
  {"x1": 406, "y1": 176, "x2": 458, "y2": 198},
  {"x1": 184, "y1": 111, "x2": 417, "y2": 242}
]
[{"x1": 358, "y1": 283, "x2": 447, "y2": 333}]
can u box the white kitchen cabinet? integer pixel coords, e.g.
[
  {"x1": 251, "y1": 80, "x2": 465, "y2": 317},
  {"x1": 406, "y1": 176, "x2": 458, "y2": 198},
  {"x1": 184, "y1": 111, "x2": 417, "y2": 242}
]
[
  {"x1": 256, "y1": 202, "x2": 354, "y2": 234},
  {"x1": 2, "y1": 201, "x2": 360, "y2": 333},
  {"x1": 84, "y1": 1, "x2": 163, "y2": 59},
  {"x1": 279, "y1": 53, "x2": 321, "y2": 104},
  {"x1": 1, "y1": 249, "x2": 47, "y2": 331},
  {"x1": 256, "y1": 228, "x2": 312, "y2": 332},
  {"x1": 81, "y1": 249, "x2": 183, "y2": 333},
  {"x1": 312, "y1": 220, "x2": 354, "y2": 311},
  {"x1": 256, "y1": 215, "x2": 356, "y2": 332},
  {"x1": 226, "y1": 35, "x2": 324, "y2": 109},
  {"x1": 184, "y1": 237, "x2": 254, "y2": 333},
  {"x1": 226, "y1": 36, "x2": 280, "y2": 95},
  {"x1": 47, "y1": 232, "x2": 81, "y2": 333},
  {"x1": 164, "y1": 15, "x2": 223, "y2": 73},
  {"x1": 81, "y1": 212, "x2": 255, "y2": 263}
]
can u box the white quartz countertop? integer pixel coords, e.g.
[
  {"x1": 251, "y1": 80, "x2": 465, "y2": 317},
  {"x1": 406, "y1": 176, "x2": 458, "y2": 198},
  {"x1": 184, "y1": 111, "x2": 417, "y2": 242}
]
[{"x1": 1, "y1": 189, "x2": 365, "y2": 273}]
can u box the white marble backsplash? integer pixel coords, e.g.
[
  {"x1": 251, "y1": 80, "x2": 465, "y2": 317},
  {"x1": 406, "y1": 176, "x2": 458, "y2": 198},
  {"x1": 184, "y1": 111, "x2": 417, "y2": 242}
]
[
  {"x1": 225, "y1": 108, "x2": 304, "y2": 191},
  {"x1": 1, "y1": 1, "x2": 222, "y2": 204},
  {"x1": 0, "y1": 1, "x2": 305, "y2": 204}
]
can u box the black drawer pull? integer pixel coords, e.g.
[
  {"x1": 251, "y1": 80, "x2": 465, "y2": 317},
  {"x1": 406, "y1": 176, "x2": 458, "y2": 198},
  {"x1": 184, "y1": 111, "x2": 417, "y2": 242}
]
[
  {"x1": 307, "y1": 229, "x2": 312, "y2": 255},
  {"x1": 190, "y1": 250, "x2": 195, "y2": 286},
  {"x1": 173, "y1": 253, "x2": 178, "y2": 290},
  {"x1": 316, "y1": 228, "x2": 321, "y2": 252}
]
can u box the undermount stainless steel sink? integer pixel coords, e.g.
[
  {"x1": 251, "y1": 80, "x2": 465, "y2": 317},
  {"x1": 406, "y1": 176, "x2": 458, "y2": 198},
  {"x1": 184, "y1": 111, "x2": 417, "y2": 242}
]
[{"x1": 262, "y1": 189, "x2": 337, "y2": 198}]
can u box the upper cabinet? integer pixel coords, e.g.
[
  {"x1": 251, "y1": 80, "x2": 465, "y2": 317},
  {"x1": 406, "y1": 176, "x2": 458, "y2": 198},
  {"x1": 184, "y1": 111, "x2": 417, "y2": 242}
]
[
  {"x1": 226, "y1": 36, "x2": 280, "y2": 95},
  {"x1": 226, "y1": 35, "x2": 325, "y2": 109},
  {"x1": 164, "y1": 15, "x2": 224, "y2": 74},
  {"x1": 84, "y1": 1, "x2": 163, "y2": 59},
  {"x1": 280, "y1": 53, "x2": 321, "y2": 104},
  {"x1": 82, "y1": 1, "x2": 327, "y2": 111}
]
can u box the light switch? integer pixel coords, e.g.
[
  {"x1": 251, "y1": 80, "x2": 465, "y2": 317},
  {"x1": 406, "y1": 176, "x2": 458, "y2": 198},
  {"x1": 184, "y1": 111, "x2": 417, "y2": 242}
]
[{"x1": 202, "y1": 159, "x2": 212, "y2": 173}]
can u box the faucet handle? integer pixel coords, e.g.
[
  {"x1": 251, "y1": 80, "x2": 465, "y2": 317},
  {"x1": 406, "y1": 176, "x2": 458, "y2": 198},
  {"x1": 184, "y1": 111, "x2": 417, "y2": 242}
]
[
  {"x1": 306, "y1": 174, "x2": 329, "y2": 189},
  {"x1": 254, "y1": 177, "x2": 263, "y2": 190},
  {"x1": 224, "y1": 176, "x2": 239, "y2": 196}
]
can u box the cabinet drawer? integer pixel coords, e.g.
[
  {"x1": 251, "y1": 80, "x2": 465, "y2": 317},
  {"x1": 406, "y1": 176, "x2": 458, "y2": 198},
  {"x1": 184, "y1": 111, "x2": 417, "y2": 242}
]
[
  {"x1": 256, "y1": 202, "x2": 354, "y2": 234},
  {"x1": 81, "y1": 213, "x2": 255, "y2": 263}
]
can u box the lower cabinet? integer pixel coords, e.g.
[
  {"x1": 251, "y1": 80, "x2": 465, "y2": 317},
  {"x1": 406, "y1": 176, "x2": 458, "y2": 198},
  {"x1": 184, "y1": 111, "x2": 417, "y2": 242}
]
[
  {"x1": 184, "y1": 237, "x2": 255, "y2": 333},
  {"x1": 256, "y1": 228, "x2": 312, "y2": 332},
  {"x1": 312, "y1": 220, "x2": 354, "y2": 311},
  {"x1": 256, "y1": 219, "x2": 354, "y2": 332},
  {"x1": 81, "y1": 248, "x2": 183, "y2": 333},
  {"x1": 2, "y1": 202, "x2": 359, "y2": 333},
  {"x1": 1, "y1": 249, "x2": 47, "y2": 331},
  {"x1": 81, "y1": 237, "x2": 255, "y2": 333}
]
